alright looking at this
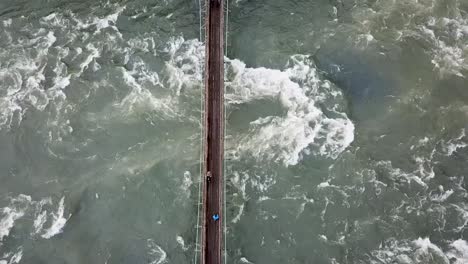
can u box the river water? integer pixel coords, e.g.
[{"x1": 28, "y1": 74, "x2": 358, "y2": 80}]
[{"x1": 0, "y1": 0, "x2": 467, "y2": 263}]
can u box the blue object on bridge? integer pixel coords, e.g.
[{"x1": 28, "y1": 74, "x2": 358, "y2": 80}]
[{"x1": 212, "y1": 214, "x2": 219, "y2": 221}]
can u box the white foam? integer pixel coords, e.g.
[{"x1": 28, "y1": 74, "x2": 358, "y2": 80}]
[
  {"x1": 446, "y1": 239, "x2": 468, "y2": 264},
  {"x1": 8, "y1": 247, "x2": 23, "y2": 264},
  {"x1": 0, "y1": 208, "x2": 25, "y2": 241},
  {"x1": 357, "y1": 33, "x2": 375, "y2": 47},
  {"x1": 42, "y1": 197, "x2": 69, "y2": 239},
  {"x1": 147, "y1": 239, "x2": 167, "y2": 264},
  {"x1": 0, "y1": 194, "x2": 60, "y2": 244},
  {"x1": 431, "y1": 188, "x2": 454, "y2": 202},
  {"x1": 414, "y1": 156, "x2": 435, "y2": 180},
  {"x1": 0, "y1": 195, "x2": 32, "y2": 241},
  {"x1": 446, "y1": 142, "x2": 468, "y2": 156},
  {"x1": 320, "y1": 197, "x2": 330, "y2": 222},
  {"x1": 376, "y1": 160, "x2": 428, "y2": 189},
  {"x1": 163, "y1": 37, "x2": 204, "y2": 95},
  {"x1": 226, "y1": 55, "x2": 354, "y2": 166},
  {"x1": 180, "y1": 171, "x2": 192, "y2": 195},
  {"x1": 0, "y1": 26, "x2": 63, "y2": 131},
  {"x1": 240, "y1": 257, "x2": 254, "y2": 263},
  {"x1": 319, "y1": 235, "x2": 328, "y2": 242},
  {"x1": 0, "y1": 8, "x2": 131, "y2": 135},
  {"x1": 432, "y1": 41, "x2": 465, "y2": 77},
  {"x1": 369, "y1": 239, "x2": 413, "y2": 264},
  {"x1": 412, "y1": 237, "x2": 449, "y2": 263},
  {"x1": 2, "y1": 19, "x2": 12, "y2": 27},
  {"x1": 367, "y1": 237, "x2": 466, "y2": 264},
  {"x1": 176, "y1": 235, "x2": 188, "y2": 251},
  {"x1": 70, "y1": 7, "x2": 125, "y2": 36},
  {"x1": 418, "y1": 17, "x2": 468, "y2": 77},
  {"x1": 230, "y1": 171, "x2": 250, "y2": 223},
  {"x1": 444, "y1": 129, "x2": 467, "y2": 156},
  {"x1": 115, "y1": 66, "x2": 176, "y2": 120},
  {"x1": 95, "y1": 8, "x2": 123, "y2": 33},
  {"x1": 317, "y1": 181, "x2": 330, "y2": 188},
  {"x1": 79, "y1": 43, "x2": 100, "y2": 74},
  {"x1": 297, "y1": 197, "x2": 314, "y2": 217},
  {"x1": 231, "y1": 203, "x2": 244, "y2": 224},
  {"x1": 33, "y1": 210, "x2": 48, "y2": 235},
  {"x1": 451, "y1": 204, "x2": 468, "y2": 233}
]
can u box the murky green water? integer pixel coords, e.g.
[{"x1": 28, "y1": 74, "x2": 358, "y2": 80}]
[{"x1": 1, "y1": 0, "x2": 467, "y2": 263}]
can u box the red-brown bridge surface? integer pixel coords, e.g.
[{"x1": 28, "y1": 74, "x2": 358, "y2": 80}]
[{"x1": 201, "y1": 0, "x2": 224, "y2": 264}]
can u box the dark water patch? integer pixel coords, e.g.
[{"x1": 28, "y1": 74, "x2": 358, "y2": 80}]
[
  {"x1": 227, "y1": 0, "x2": 336, "y2": 69},
  {"x1": 313, "y1": 41, "x2": 399, "y2": 121}
]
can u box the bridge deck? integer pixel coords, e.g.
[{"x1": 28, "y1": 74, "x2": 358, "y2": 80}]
[{"x1": 201, "y1": 0, "x2": 224, "y2": 264}]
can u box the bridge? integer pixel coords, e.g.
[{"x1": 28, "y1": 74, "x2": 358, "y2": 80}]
[{"x1": 200, "y1": 0, "x2": 225, "y2": 263}]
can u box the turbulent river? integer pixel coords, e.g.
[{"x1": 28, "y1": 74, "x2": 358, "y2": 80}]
[{"x1": 0, "y1": 0, "x2": 467, "y2": 263}]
